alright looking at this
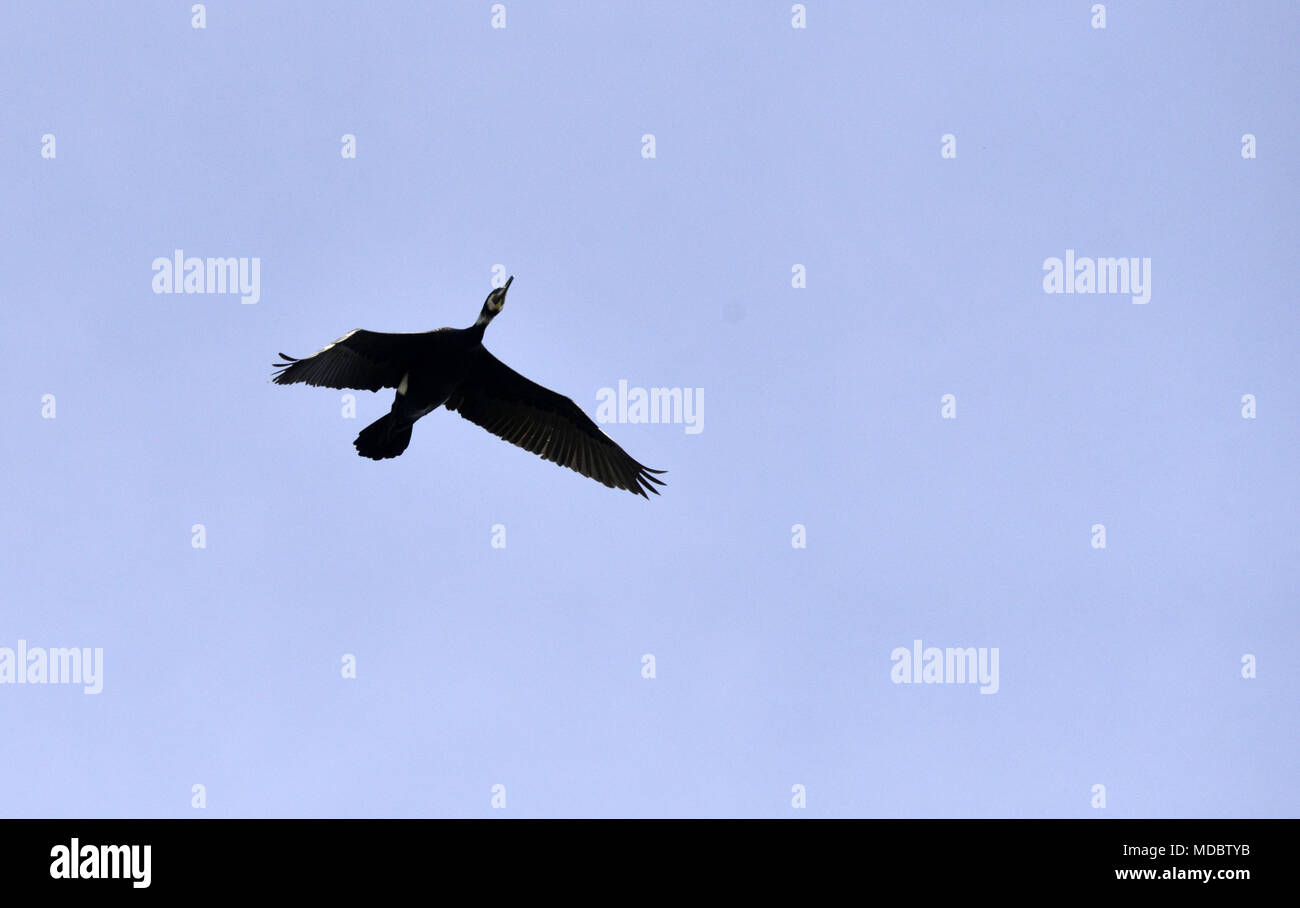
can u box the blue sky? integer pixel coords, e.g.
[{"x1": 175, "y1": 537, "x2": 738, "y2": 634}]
[{"x1": 1, "y1": 2, "x2": 1296, "y2": 817}]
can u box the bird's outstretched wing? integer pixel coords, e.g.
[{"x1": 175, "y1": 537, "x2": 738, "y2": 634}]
[
  {"x1": 272, "y1": 329, "x2": 445, "y2": 391},
  {"x1": 446, "y1": 348, "x2": 667, "y2": 497}
]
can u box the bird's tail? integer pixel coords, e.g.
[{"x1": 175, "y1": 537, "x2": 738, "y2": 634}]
[{"x1": 354, "y1": 413, "x2": 413, "y2": 460}]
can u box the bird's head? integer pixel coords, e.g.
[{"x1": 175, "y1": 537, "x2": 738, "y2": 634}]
[{"x1": 476, "y1": 275, "x2": 513, "y2": 327}]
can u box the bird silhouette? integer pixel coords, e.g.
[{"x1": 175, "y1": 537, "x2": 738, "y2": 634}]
[{"x1": 272, "y1": 277, "x2": 666, "y2": 497}]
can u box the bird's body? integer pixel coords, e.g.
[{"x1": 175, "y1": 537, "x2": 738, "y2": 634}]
[{"x1": 272, "y1": 277, "x2": 666, "y2": 497}]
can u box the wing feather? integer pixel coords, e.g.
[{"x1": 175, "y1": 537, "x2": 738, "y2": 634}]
[
  {"x1": 271, "y1": 329, "x2": 447, "y2": 391},
  {"x1": 447, "y1": 348, "x2": 666, "y2": 497}
]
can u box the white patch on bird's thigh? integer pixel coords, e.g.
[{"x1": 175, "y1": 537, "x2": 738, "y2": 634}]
[{"x1": 397, "y1": 373, "x2": 409, "y2": 395}]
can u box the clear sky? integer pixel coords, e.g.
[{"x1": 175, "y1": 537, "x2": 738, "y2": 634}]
[{"x1": 1, "y1": 2, "x2": 1296, "y2": 818}]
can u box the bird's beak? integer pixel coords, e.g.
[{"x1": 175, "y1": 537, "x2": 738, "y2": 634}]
[{"x1": 504, "y1": 275, "x2": 514, "y2": 292}]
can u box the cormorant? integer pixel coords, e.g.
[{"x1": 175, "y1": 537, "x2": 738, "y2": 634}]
[{"x1": 272, "y1": 277, "x2": 666, "y2": 497}]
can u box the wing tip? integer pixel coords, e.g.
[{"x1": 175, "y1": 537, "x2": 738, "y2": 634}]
[
  {"x1": 271, "y1": 353, "x2": 300, "y2": 382},
  {"x1": 632, "y1": 467, "x2": 666, "y2": 497}
]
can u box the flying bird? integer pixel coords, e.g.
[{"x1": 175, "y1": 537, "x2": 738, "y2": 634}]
[{"x1": 272, "y1": 277, "x2": 666, "y2": 497}]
